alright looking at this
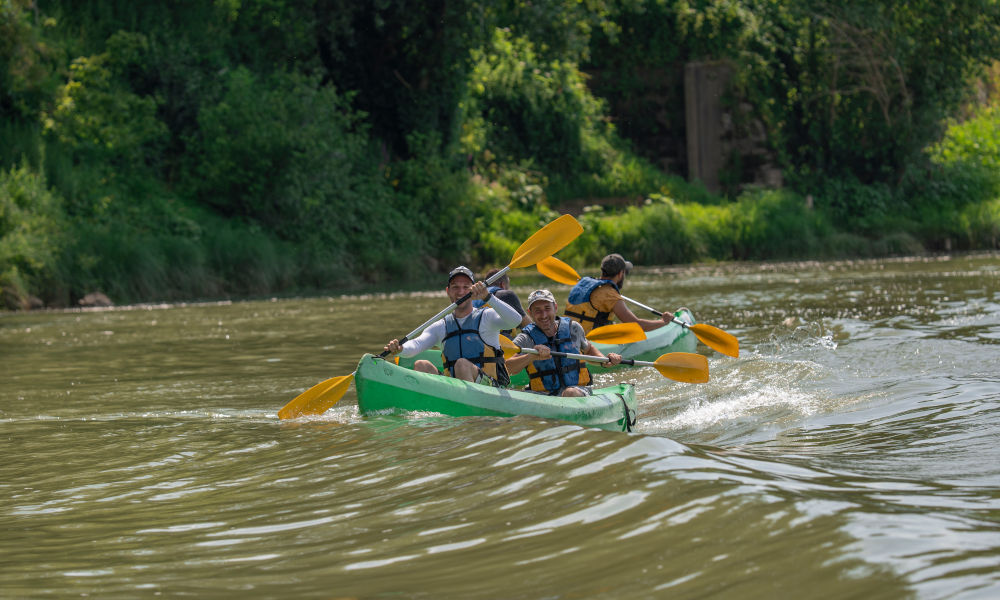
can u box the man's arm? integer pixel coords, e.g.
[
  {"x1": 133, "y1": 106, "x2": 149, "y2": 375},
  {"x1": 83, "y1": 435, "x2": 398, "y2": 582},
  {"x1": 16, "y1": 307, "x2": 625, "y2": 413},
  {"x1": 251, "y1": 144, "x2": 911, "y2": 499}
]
[
  {"x1": 611, "y1": 300, "x2": 669, "y2": 332},
  {"x1": 482, "y1": 292, "x2": 523, "y2": 331},
  {"x1": 495, "y1": 289, "x2": 531, "y2": 328},
  {"x1": 504, "y1": 332, "x2": 537, "y2": 375},
  {"x1": 384, "y1": 320, "x2": 446, "y2": 357}
]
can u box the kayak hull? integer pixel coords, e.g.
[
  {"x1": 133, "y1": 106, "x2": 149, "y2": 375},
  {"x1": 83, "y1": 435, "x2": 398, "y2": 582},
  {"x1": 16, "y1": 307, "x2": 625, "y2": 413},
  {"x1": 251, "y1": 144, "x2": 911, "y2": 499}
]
[{"x1": 356, "y1": 354, "x2": 637, "y2": 431}]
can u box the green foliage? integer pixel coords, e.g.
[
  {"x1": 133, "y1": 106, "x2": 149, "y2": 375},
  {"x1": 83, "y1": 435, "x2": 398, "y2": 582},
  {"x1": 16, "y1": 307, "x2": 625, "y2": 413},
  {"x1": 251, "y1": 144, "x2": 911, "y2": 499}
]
[
  {"x1": 44, "y1": 32, "x2": 166, "y2": 170},
  {"x1": 4, "y1": 0, "x2": 1000, "y2": 308},
  {"x1": 185, "y1": 67, "x2": 425, "y2": 280},
  {"x1": 468, "y1": 171, "x2": 559, "y2": 266},
  {"x1": 808, "y1": 176, "x2": 893, "y2": 233},
  {"x1": 545, "y1": 152, "x2": 681, "y2": 205},
  {"x1": 488, "y1": 0, "x2": 622, "y2": 63},
  {"x1": 0, "y1": 0, "x2": 63, "y2": 122},
  {"x1": 392, "y1": 132, "x2": 477, "y2": 264},
  {"x1": 39, "y1": 30, "x2": 169, "y2": 222},
  {"x1": 906, "y1": 105, "x2": 1000, "y2": 248},
  {"x1": 316, "y1": 0, "x2": 486, "y2": 159},
  {"x1": 463, "y1": 29, "x2": 613, "y2": 176},
  {"x1": 725, "y1": 189, "x2": 832, "y2": 259},
  {"x1": 587, "y1": 198, "x2": 703, "y2": 264},
  {"x1": 929, "y1": 106, "x2": 1000, "y2": 173},
  {"x1": 0, "y1": 163, "x2": 65, "y2": 307},
  {"x1": 553, "y1": 188, "x2": 837, "y2": 268},
  {"x1": 741, "y1": 0, "x2": 1000, "y2": 185}
]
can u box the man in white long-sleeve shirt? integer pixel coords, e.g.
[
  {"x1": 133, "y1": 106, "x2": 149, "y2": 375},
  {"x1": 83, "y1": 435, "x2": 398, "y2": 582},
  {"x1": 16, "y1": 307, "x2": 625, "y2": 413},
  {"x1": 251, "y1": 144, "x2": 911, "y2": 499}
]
[{"x1": 383, "y1": 266, "x2": 523, "y2": 387}]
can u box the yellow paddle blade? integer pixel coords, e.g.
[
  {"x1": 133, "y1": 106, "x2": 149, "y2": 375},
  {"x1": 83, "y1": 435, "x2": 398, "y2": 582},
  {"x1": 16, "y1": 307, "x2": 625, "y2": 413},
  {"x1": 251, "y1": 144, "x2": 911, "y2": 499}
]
[
  {"x1": 536, "y1": 256, "x2": 581, "y2": 286},
  {"x1": 689, "y1": 323, "x2": 740, "y2": 357},
  {"x1": 277, "y1": 373, "x2": 354, "y2": 419},
  {"x1": 498, "y1": 334, "x2": 522, "y2": 359},
  {"x1": 653, "y1": 352, "x2": 709, "y2": 384},
  {"x1": 585, "y1": 322, "x2": 647, "y2": 344},
  {"x1": 509, "y1": 215, "x2": 583, "y2": 270}
]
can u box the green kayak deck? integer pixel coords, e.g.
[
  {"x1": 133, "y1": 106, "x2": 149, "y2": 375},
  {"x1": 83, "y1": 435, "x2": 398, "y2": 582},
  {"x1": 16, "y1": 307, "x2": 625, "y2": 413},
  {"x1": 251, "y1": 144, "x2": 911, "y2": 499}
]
[
  {"x1": 590, "y1": 307, "x2": 698, "y2": 369},
  {"x1": 355, "y1": 354, "x2": 637, "y2": 431}
]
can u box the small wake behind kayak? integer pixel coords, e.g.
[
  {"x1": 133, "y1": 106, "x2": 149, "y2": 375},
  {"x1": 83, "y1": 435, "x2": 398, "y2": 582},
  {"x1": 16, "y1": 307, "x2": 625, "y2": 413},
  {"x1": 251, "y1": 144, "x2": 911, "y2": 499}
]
[{"x1": 356, "y1": 354, "x2": 638, "y2": 431}]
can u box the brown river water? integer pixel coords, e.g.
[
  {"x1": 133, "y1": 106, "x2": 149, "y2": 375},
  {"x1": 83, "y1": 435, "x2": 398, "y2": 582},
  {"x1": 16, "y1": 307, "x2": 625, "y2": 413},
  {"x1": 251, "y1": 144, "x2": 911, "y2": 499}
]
[{"x1": 2, "y1": 253, "x2": 999, "y2": 598}]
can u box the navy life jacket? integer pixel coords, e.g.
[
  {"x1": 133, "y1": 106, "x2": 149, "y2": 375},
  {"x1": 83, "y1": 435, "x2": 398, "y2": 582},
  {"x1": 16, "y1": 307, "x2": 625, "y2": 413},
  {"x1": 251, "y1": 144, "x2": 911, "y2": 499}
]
[
  {"x1": 442, "y1": 308, "x2": 509, "y2": 386},
  {"x1": 522, "y1": 317, "x2": 592, "y2": 394}
]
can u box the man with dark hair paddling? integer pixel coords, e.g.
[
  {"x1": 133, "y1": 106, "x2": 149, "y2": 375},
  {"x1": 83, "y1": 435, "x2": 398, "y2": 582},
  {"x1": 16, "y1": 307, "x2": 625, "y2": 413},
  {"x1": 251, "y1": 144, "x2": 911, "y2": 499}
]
[
  {"x1": 506, "y1": 289, "x2": 622, "y2": 397},
  {"x1": 473, "y1": 267, "x2": 531, "y2": 337},
  {"x1": 564, "y1": 253, "x2": 672, "y2": 334},
  {"x1": 383, "y1": 266, "x2": 522, "y2": 387}
]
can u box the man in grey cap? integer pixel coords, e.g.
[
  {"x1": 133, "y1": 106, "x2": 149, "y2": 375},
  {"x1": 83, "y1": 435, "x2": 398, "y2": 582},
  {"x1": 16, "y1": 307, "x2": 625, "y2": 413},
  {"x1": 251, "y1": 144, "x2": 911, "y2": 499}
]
[
  {"x1": 506, "y1": 289, "x2": 622, "y2": 397},
  {"x1": 563, "y1": 253, "x2": 671, "y2": 334},
  {"x1": 383, "y1": 266, "x2": 522, "y2": 387}
]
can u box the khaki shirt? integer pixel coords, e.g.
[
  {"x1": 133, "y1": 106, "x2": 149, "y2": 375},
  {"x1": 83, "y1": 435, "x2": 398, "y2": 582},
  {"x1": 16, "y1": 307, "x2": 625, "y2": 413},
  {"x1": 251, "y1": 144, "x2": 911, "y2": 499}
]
[{"x1": 588, "y1": 284, "x2": 623, "y2": 315}]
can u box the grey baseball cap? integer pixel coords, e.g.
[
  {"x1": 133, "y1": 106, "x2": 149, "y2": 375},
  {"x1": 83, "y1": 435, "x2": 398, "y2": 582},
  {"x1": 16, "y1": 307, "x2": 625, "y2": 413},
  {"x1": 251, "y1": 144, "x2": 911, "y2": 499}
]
[
  {"x1": 527, "y1": 289, "x2": 557, "y2": 308},
  {"x1": 448, "y1": 265, "x2": 475, "y2": 283}
]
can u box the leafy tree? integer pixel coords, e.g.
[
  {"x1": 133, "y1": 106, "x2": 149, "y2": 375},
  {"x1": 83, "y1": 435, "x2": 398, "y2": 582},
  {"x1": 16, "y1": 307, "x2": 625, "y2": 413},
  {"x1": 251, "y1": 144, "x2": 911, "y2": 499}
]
[
  {"x1": 463, "y1": 28, "x2": 613, "y2": 176},
  {"x1": 184, "y1": 67, "x2": 426, "y2": 276},
  {"x1": 0, "y1": 163, "x2": 65, "y2": 307},
  {"x1": 313, "y1": 0, "x2": 487, "y2": 159}
]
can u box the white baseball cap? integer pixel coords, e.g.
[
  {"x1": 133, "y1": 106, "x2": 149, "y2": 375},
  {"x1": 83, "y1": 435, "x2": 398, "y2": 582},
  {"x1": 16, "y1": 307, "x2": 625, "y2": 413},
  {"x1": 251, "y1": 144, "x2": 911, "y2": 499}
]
[{"x1": 527, "y1": 289, "x2": 556, "y2": 308}]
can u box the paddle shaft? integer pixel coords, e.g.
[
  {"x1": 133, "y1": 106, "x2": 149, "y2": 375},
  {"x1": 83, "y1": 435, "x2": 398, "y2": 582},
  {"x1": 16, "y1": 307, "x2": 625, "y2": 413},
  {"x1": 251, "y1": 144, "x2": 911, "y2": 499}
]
[
  {"x1": 377, "y1": 266, "x2": 512, "y2": 358},
  {"x1": 618, "y1": 293, "x2": 699, "y2": 330},
  {"x1": 516, "y1": 345, "x2": 670, "y2": 369},
  {"x1": 515, "y1": 346, "x2": 612, "y2": 366}
]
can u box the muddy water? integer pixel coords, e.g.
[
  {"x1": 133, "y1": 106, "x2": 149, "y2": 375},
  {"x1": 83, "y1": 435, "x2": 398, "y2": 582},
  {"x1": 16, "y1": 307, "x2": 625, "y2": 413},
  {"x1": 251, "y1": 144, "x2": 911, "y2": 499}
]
[{"x1": 2, "y1": 253, "x2": 999, "y2": 598}]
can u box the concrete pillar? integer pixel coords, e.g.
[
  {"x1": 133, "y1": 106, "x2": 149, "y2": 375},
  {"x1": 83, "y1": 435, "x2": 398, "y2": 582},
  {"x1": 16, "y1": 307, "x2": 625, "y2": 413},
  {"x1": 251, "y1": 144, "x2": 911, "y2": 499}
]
[{"x1": 685, "y1": 61, "x2": 732, "y2": 193}]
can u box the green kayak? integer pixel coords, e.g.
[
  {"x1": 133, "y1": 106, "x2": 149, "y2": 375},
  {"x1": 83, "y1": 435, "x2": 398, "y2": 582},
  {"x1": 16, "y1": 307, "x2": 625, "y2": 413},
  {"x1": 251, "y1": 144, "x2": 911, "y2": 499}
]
[
  {"x1": 355, "y1": 353, "x2": 637, "y2": 431},
  {"x1": 396, "y1": 308, "x2": 698, "y2": 387},
  {"x1": 589, "y1": 307, "x2": 698, "y2": 371}
]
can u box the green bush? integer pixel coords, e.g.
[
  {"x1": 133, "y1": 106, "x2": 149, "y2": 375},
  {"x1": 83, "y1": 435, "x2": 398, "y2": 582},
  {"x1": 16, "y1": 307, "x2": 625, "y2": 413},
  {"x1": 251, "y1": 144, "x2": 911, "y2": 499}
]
[
  {"x1": 186, "y1": 67, "x2": 427, "y2": 281},
  {"x1": 468, "y1": 170, "x2": 560, "y2": 267},
  {"x1": 929, "y1": 106, "x2": 1000, "y2": 172},
  {"x1": 0, "y1": 163, "x2": 65, "y2": 308},
  {"x1": 463, "y1": 29, "x2": 612, "y2": 177},
  {"x1": 391, "y1": 131, "x2": 475, "y2": 267},
  {"x1": 807, "y1": 176, "x2": 893, "y2": 233},
  {"x1": 577, "y1": 197, "x2": 703, "y2": 265},
  {"x1": 902, "y1": 105, "x2": 1000, "y2": 249},
  {"x1": 44, "y1": 32, "x2": 166, "y2": 170}
]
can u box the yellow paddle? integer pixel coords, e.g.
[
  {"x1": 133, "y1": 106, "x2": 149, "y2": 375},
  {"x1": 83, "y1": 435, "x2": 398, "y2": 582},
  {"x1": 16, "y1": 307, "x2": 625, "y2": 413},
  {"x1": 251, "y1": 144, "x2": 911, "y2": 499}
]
[
  {"x1": 277, "y1": 215, "x2": 585, "y2": 419},
  {"x1": 536, "y1": 256, "x2": 740, "y2": 357},
  {"x1": 499, "y1": 336, "x2": 709, "y2": 384},
  {"x1": 584, "y1": 322, "x2": 646, "y2": 344},
  {"x1": 277, "y1": 374, "x2": 353, "y2": 420}
]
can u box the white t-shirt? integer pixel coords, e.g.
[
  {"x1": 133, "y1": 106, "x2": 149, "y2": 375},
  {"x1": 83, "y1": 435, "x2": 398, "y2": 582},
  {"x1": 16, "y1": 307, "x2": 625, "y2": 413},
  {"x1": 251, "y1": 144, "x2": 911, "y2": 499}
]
[{"x1": 399, "y1": 294, "x2": 522, "y2": 357}]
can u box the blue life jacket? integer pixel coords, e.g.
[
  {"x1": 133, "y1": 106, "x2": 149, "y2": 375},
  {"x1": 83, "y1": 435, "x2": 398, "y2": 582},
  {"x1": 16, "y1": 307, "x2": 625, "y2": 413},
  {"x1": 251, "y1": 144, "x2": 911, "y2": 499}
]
[
  {"x1": 522, "y1": 317, "x2": 592, "y2": 394},
  {"x1": 565, "y1": 277, "x2": 620, "y2": 333},
  {"x1": 442, "y1": 308, "x2": 509, "y2": 386}
]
